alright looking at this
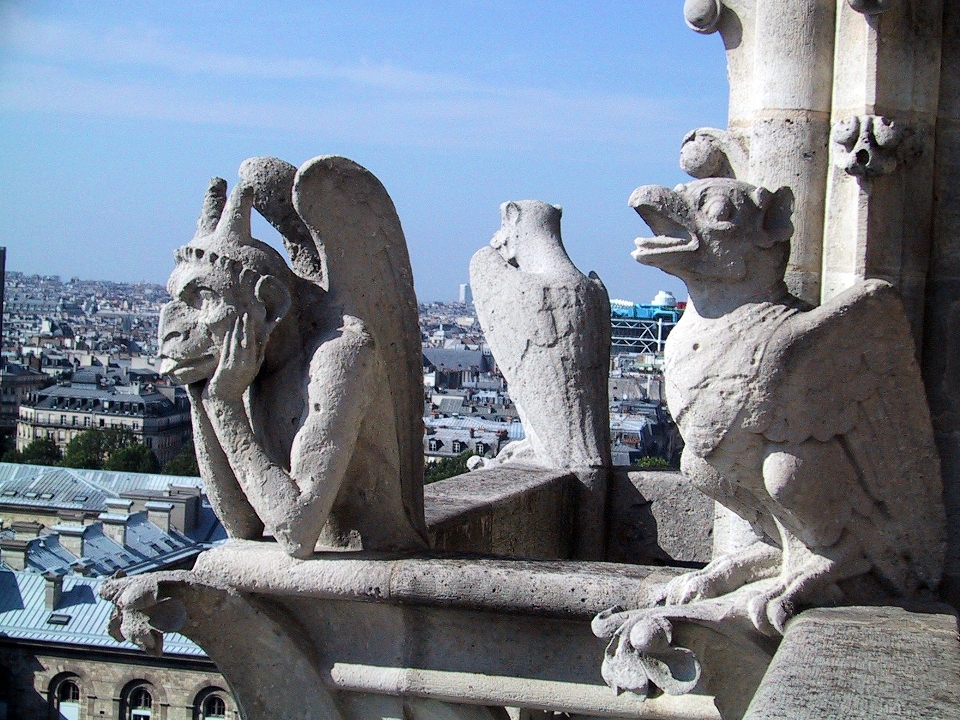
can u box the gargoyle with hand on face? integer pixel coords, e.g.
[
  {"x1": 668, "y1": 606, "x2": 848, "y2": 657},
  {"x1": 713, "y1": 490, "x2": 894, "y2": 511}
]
[{"x1": 159, "y1": 156, "x2": 428, "y2": 558}]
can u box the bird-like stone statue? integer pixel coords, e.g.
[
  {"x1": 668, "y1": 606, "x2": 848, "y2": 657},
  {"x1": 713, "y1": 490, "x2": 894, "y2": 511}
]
[{"x1": 593, "y1": 177, "x2": 945, "y2": 697}]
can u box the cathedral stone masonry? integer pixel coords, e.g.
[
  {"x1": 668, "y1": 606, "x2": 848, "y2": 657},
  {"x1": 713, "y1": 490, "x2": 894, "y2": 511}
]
[{"x1": 102, "y1": 3, "x2": 960, "y2": 720}]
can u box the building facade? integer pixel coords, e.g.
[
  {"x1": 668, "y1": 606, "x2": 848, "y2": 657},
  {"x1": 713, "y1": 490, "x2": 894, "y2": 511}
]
[{"x1": 16, "y1": 380, "x2": 191, "y2": 466}]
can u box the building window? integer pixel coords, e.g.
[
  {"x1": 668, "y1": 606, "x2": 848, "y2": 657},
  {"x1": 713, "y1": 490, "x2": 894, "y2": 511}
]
[
  {"x1": 72, "y1": 416, "x2": 78, "y2": 426},
  {"x1": 428, "y1": 438, "x2": 441, "y2": 452},
  {"x1": 84, "y1": 417, "x2": 90, "y2": 427},
  {"x1": 475, "y1": 442, "x2": 488, "y2": 456},
  {"x1": 198, "y1": 693, "x2": 227, "y2": 719},
  {"x1": 451, "y1": 440, "x2": 464, "y2": 454},
  {"x1": 60, "y1": 415, "x2": 67, "y2": 425},
  {"x1": 51, "y1": 676, "x2": 81, "y2": 720},
  {"x1": 122, "y1": 683, "x2": 153, "y2": 720},
  {"x1": 99, "y1": 419, "x2": 105, "y2": 427}
]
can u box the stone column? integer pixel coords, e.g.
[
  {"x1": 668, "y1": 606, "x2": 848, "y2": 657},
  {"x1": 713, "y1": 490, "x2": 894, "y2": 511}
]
[
  {"x1": 748, "y1": 0, "x2": 837, "y2": 305},
  {"x1": 822, "y1": 0, "x2": 944, "y2": 349},
  {"x1": 926, "y1": 0, "x2": 960, "y2": 604},
  {"x1": 685, "y1": 0, "x2": 836, "y2": 305}
]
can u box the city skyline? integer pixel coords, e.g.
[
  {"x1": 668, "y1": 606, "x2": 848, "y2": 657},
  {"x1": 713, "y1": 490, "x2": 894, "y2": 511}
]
[{"x1": 0, "y1": 2, "x2": 728, "y2": 303}]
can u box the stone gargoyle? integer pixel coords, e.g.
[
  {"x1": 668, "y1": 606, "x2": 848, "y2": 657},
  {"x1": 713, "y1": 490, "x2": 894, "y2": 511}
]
[
  {"x1": 158, "y1": 155, "x2": 429, "y2": 558},
  {"x1": 469, "y1": 200, "x2": 611, "y2": 470},
  {"x1": 593, "y1": 177, "x2": 946, "y2": 696}
]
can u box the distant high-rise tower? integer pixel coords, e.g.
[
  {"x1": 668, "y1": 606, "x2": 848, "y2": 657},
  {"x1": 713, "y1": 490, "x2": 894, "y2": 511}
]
[
  {"x1": 459, "y1": 283, "x2": 473, "y2": 304},
  {"x1": 0, "y1": 247, "x2": 5, "y2": 358}
]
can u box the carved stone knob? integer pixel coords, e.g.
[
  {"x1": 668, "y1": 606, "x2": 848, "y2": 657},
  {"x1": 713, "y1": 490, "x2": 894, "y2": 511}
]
[
  {"x1": 847, "y1": 0, "x2": 891, "y2": 15},
  {"x1": 831, "y1": 115, "x2": 908, "y2": 178},
  {"x1": 684, "y1": 0, "x2": 723, "y2": 34}
]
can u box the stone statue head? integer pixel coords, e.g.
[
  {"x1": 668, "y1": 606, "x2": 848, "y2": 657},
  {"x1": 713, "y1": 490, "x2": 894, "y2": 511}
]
[
  {"x1": 490, "y1": 200, "x2": 564, "y2": 269},
  {"x1": 159, "y1": 178, "x2": 293, "y2": 385},
  {"x1": 629, "y1": 178, "x2": 793, "y2": 285}
]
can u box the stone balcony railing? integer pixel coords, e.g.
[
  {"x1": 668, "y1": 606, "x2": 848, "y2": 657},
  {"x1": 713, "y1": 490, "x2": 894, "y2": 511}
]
[{"x1": 102, "y1": 467, "x2": 960, "y2": 720}]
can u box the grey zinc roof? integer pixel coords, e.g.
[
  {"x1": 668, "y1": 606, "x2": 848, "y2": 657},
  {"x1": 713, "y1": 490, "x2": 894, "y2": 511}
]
[
  {"x1": 0, "y1": 463, "x2": 203, "y2": 513},
  {"x1": 0, "y1": 568, "x2": 204, "y2": 657},
  {"x1": 425, "y1": 416, "x2": 525, "y2": 441},
  {"x1": 73, "y1": 514, "x2": 201, "y2": 576},
  {"x1": 422, "y1": 348, "x2": 490, "y2": 371}
]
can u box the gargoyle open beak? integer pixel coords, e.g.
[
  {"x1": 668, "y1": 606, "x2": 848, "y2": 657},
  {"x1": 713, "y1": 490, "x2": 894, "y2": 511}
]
[{"x1": 629, "y1": 185, "x2": 698, "y2": 266}]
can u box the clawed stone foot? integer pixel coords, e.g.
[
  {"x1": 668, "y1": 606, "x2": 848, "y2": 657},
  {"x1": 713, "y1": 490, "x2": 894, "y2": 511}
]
[
  {"x1": 664, "y1": 541, "x2": 782, "y2": 605},
  {"x1": 592, "y1": 607, "x2": 701, "y2": 697}
]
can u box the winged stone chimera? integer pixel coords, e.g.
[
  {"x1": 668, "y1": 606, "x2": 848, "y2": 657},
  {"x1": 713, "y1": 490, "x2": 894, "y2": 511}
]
[
  {"x1": 593, "y1": 176, "x2": 946, "y2": 696},
  {"x1": 157, "y1": 155, "x2": 428, "y2": 558}
]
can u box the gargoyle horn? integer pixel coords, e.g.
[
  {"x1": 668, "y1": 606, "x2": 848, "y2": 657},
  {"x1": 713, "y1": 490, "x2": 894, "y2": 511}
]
[
  {"x1": 194, "y1": 177, "x2": 228, "y2": 239},
  {"x1": 215, "y1": 182, "x2": 256, "y2": 246}
]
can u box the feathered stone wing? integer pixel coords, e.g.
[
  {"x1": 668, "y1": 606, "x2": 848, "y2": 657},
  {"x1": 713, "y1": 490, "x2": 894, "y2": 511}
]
[
  {"x1": 470, "y1": 247, "x2": 611, "y2": 468},
  {"x1": 744, "y1": 279, "x2": 945, "y2": 593},
  {"x1": 291, "y1": 155, "x2": 427, "y2": 542}
]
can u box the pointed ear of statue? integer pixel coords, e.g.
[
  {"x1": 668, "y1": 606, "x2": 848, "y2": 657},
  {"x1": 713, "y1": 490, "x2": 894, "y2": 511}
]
[
  {"x1": 501, "y1": 201, "x2": 521, "y2": 225},
  {"x1": 255, "y1": 274, "x2": 292, "y2": 325},
  {"x1": 753, "y1": 185, "x2": 794, "y2": 248},
  {"x1": 195, "y1": 178, "x2": 228, "y2": 239}
]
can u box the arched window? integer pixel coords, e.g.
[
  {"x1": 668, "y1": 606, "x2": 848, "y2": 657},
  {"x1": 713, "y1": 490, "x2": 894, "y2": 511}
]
[
  {"x1": 194, "y1": 688, "x2": 230, "y2": 720},
  {"x1": 201, "y1": 694, "x2": 226, "y2": 718},
  {"x1": 53, "y1": 678, "x2": 80, "y2": 720},
  {"x1": 121, "y1": 684, "x2": 153, "y2": 720}
]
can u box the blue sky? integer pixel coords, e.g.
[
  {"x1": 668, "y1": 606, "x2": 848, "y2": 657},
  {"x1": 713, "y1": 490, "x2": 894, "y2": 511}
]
[{"x1": 0, "y1": 1, "x2": 728, "y2": 303}]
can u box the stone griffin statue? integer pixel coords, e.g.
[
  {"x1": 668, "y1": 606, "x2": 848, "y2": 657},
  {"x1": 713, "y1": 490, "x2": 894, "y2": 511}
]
[
  {"x1": 158, "y1": 155, "x2": 428, "y2": 557},
  {"x1": 469, "y1": 200, "x2": 611, "y2": 470},
  {"x1": 593, "y1": 177, "x2": 946, "y2": 697}
]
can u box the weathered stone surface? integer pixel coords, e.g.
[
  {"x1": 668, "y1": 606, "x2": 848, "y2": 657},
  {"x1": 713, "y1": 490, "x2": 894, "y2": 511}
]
[
  {"x1": 426, "y1": 467, "x2": 575, "y2": 559},
  {"x1": 744, "y1": 606, "x2": 960, "y2": 719},
  {"x1": 594, "y1": 175, "x2": 946, "y2": 705},
  {"x1": 158, "y1": 155, "x2": 427, "y2": 559},
  {"x1": 606, "y1": 470, "x2": 714, "y2": 567},
  {"x1": 469, "y1": 201, "x2": 611, "y2": 471},
  {"x1": 102, "y1": 547, "x2": 728, "y2": 720}
]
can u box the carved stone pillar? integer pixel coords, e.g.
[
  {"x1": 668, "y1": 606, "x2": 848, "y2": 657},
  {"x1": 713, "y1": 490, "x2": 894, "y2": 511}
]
[
  {"x1": 926, "y1": 0, "x2": 960, "y2": 604},
  {"x1": 822, "y1": 0, "x2": 944, "y2": 350},
  {"x1": 748, "y1": 0, "x2": 837, "y2": 306}
]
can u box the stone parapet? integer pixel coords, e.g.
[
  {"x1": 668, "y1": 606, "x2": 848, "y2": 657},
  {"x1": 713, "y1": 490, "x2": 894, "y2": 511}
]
[{"x1": 744, "y1": 606, "x2": 960, "y2": 719}]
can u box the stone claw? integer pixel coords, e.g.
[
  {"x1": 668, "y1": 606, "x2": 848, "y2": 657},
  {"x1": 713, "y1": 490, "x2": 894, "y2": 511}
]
[{"x1": 593, "y1": 609, "x2": 702, "y2": 697}]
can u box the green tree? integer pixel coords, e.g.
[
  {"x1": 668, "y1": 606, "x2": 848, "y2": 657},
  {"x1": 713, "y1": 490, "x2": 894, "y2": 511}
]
[
  {"x1": 61, "y1": 427, "x2": 136, "y2": 470},
  {"x1": 2, "y1": 438, "x2": 62, "y2": 466},
  {"x1": 104, "y1": 444, "x2": 161, "y2": 473},
  {"x1": 162, "y1": 440, "x2": 200, "y2": 477},
  {"x1": 424, "y1": 450, "x2": 475, "y2": 484}
]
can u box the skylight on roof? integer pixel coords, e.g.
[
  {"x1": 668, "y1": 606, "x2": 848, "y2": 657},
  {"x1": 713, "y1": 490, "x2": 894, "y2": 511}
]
[
  {"x1": 73, "y1": 495, "x2": 88, "y2": 502},
  {"x1": 47, "y1": 613, "x2": 72, "y2": 625},
  {"x1": 40, "y1": 492, "x2": 55, "y2": 500},
  {"x1": 2, "y1": 490, "x2": 17, "y2": 497}
]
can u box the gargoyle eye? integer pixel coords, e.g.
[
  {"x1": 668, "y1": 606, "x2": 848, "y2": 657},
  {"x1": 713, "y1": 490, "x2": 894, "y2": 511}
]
[{"x1": 704, "y1": 198, "x2": 734, "y2": 222}]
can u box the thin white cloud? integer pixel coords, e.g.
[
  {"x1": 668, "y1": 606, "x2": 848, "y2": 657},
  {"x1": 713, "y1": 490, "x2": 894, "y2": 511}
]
[
  {"x1": 0, "y1": 12, "x2": 701, "y2": 151},
  {"x1": 1, "y1": 12, "x2": 487, "y2": 95}
]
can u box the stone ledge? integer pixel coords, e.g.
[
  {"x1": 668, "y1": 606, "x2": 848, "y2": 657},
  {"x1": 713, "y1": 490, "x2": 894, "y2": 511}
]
[
  {"x1": 190, "y1": 539, "x2": 684, "y2": 618},
  {"x1": 744, "y1": 605, "x2": 960, "y2": 719}
]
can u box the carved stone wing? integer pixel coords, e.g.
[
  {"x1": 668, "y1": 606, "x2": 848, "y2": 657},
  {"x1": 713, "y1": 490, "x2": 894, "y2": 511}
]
[
  {"x1": 291, "y1": 156, "x2": 427, "y2": 540},
  {"x1": 745, "y1": 279, "x2": 945, "y2": 590}
]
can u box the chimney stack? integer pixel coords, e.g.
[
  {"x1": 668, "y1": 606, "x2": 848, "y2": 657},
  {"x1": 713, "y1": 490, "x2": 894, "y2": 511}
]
[
  {"x1": 0, "y1": 538, "x2": 29, "y2": 571},
  {"x1": 99, "y1": 498, "x2": 133, "y2": 547},
  {"x1": 11, "y1": 520, "x2": 43, "y2": 540},
  {"x1": 44, "y1": 570, "x2": 65, "y2": 610},
  {"x1": 55, "y1": 524, "x2": 86, "y2": 558},
  {"x1": 145, "y1": 501, "x2": 174, "y2": 534}
]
